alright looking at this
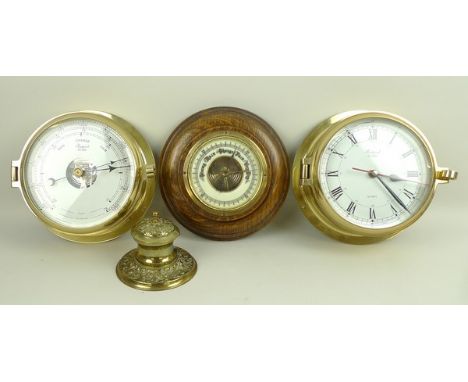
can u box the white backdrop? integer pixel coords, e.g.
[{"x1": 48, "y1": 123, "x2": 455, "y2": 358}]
[{"x1": 0, "y1": 77, "x2": 466, "y2": 304}]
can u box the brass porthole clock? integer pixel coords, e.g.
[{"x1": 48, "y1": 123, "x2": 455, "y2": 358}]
[
  {"x1": 293, "y1": 110, "x2": 458, "y2": 244},
  {"x1": 11, "y1": 111, "x2": 156, "y2": 243},
  {"x1": 160, "y1": 107, "x2": 289, "y2": 240}
]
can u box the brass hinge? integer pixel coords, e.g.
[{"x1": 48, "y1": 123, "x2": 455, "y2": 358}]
[
  {"x1": 436, "y1": 168, "x2": 458, "y2": 183},
  {"x1": 145, "y1": 164, "x2": 157, "y2": 178},
  {"x1": 11, "y1": 160, "x2": 20, "y2": 188},
  {"x1": 300, "y1": 157, "x2": 313, "y2": 186}
]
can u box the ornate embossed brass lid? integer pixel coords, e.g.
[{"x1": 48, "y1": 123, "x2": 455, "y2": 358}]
[
  {"x1": 116, "y1": 211, "x2": 197, "y2": 291},
  {"x1": 132, "y1": 212, "x2": 179, "y2": 246}
]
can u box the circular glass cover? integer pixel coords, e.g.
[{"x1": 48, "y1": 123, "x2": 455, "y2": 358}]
[
  {"x1": 23, "y1": 118, "x2": 136, "y2": 229},
  {"x1": 187, "y1": 135, "x2": 264, "y2": 211},
  {"x1": 318, "y1": 117, "x2": 433, "y2": 229}
]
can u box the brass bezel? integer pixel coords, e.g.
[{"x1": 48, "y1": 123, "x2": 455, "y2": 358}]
[
  {"x1": 13, "y1": 110, "x2": 156, "y2": 243},
  {"x1": 293, "y1": 110, "x2": 455, "y2": 244},
  {"x1": 183, "y1": 130, "x2": 269, "y2": 217}
]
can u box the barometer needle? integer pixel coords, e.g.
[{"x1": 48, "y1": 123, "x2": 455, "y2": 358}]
[
  {"x1": 96, "y1": 165, "x2": 131, "y2": 172},
  {"x1": 48, "y1": 158, "x2": 129, "y2": 186},
  {"x1": 96, "y1": 157, "x2": 128, "y2": 168},
  {"x1": 47, "y1": 177, "x2": 66, "y2": 186}
]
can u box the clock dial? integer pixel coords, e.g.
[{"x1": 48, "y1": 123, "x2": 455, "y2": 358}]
[
  {"x1": 318, "y1": 118, "x2": 433, "y2": 229},
  {"x1": 187, "y1": 135, "x2": 264, "y2": 212},
  {"x1": 23, "y1": 118, "x2": 137, "y2": 228}
]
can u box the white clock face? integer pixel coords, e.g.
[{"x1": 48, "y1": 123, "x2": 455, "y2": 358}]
[
  {"x1": 23, "y1": 118, "x2": 136, "y2": 229},
  {"x1": 318, "y1": 118, "x2": 433, "y2": 229},
  {"x1": 187, "y1": 135, "x2": 264, "y2": 211}
]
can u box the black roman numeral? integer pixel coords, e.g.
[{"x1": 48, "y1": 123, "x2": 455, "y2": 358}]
[
  {"x1": 326, "y1": 170, "x2": 339, "y2": 177},
  {"x1": 347, "y1": 132, "x2": 357, "y2": 144},
  {"x1": 330, "y1": 186, "x2": 343, "y2": 200},
  {"x1": 346, "y1": 201, "x2": 356, "y2": 215},
  {"x1": 407, "y1": 170, "x2": 419, "y2": 177},
  {"x1": 402, "y1": 149, "x2": 415, "y2": 158},
  {"x1": 391, "y1": 205, "x2": 398, "y2": 216},
  {"x1": 369, "y1": 207, "x2": 376, "y2": 221},
  {"x1": 331, "y1": 149, "x2": 344, "y2": 157},
  {"x1": 403, "y1": 188, "x2": 415, "y2": 199}
]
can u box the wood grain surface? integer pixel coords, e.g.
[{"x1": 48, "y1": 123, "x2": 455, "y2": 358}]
[{"x1": 160, "y1": 106, "x2": 290, "y2": 240}]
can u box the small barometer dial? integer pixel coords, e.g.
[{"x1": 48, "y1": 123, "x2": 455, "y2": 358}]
[
  {"x1": 11, "y1": 111, "x2": 156, "y2": 242},
  {"x1": 186, "y1": 133, "x2": 265, "y2": 212},
  {"x1": 293, "y1": 111, "x2": 458, "y2": 244},
  {"x1": 160, "y1": 107, "x2": 289, "y2": 240}
]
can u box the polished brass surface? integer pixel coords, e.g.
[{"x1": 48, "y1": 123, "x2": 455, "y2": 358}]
[
  {"x1": 116, "y1": 212, "x2": 197, "y2": 291},
  {"x1": 11, "y1": 111, "x2": 156, "y2": 243},
  {"x1": 293, "y1": 110, "x2": 458, "y2": 244}
]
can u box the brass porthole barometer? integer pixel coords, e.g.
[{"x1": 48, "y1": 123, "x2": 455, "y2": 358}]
[
  {"x1": 11, "y1": 111, "x2": 156, "y2": 242},
  {"x1": 293, "y1": 111, "x2": 458, "y2": 244},
  {"x1": 160, "y1": 107, "x2": 289, "y2": 240}
]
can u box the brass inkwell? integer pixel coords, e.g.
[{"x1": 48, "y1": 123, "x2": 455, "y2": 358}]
[{"x1": 116, "y1": 212, "x2": 197, "y2": 291}]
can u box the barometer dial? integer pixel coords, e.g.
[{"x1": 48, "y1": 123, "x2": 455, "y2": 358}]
[
  {"x1": 186, "y1": 134, "x2": 265, "y2": 212},
  {"x1": 12, "y1": 111, "x2": 156, "y2": 242},
  {"x1": 160, "y1": 107, "x2": 289, "y2": 241}
]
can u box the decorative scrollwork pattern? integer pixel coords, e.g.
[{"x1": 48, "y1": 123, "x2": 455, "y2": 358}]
[
  {"x1": 133, "y1": 215, "x2": 175, "y2": 238},
  {"x1": 117, "y1": 247, "x2": 195, "y2": 286}
]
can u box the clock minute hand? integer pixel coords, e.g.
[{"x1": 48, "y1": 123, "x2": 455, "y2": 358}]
[{"x1": 372, "y1": 172, "x2": 410, "y2": 213}]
